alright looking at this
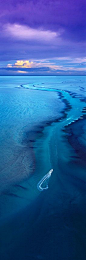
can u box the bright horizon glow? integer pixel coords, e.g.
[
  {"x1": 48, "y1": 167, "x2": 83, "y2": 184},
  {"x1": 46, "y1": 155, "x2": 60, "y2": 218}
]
[{"x1": 5, "y1": 58, "x2": 86, "y2": 75}]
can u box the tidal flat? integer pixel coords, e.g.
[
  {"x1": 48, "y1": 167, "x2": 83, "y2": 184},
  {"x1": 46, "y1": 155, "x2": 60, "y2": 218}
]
[{"x1": 0, "y1": 76, "x2": 86, "y2": 260}]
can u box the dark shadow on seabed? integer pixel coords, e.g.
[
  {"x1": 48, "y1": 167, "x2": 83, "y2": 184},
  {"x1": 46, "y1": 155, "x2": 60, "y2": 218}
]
[{"x1": 0, "y1": 87, "x2": 86, "y2": 260}]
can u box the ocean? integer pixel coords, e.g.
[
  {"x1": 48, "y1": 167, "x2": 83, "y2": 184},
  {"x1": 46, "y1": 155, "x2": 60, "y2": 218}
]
[{"x1": 0, "y1": 76, "x2": 86, "y2": 260}]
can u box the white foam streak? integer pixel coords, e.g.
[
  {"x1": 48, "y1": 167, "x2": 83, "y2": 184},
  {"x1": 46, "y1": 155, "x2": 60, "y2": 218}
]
[{"x1": 37, "y1": 169, "x2": 53, "y2": 191}]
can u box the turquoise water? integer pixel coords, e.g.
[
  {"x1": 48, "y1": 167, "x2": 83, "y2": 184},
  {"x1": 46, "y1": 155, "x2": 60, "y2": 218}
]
[{"x1": 0, "y1": 76, "x2": 86, "y2": 260}]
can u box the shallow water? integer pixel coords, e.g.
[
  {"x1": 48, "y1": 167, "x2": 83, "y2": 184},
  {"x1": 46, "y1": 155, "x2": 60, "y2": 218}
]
[{"x1": 0, "y1": 76, "x2": 86, "y2": 260}]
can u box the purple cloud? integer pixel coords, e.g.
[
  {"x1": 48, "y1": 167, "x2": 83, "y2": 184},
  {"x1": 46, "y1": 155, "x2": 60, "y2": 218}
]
[
  {"x1": 0, "y1": 0, "x2": 85, "y2": 39},
  {"x1": 0, "y1": 0, "x2": 86, "y2": 74},
  {"x1": 4, "y1": 23, "x2": 58, "y2": 42}
]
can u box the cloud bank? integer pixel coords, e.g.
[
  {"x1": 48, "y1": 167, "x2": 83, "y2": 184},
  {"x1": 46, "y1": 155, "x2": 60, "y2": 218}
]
[{"x1": 0, "y1": 0, "x2": 86, "y2": 74}]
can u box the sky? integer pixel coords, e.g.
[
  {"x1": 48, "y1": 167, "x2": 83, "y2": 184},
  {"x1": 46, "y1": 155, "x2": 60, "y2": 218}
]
[{"x1": 0, "y1": 0, "x2": 86, "y2": 75}]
